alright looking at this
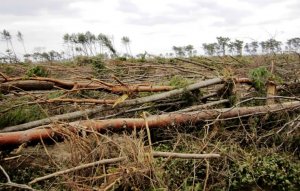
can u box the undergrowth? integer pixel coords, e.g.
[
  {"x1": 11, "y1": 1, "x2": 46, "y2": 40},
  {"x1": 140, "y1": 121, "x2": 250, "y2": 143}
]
[
  {"x1": 26, "y1": 65, "x2": 50, "y2": 77},
  {"x1": 0, "y1": 104, "x2": 46, "y2": 128}
]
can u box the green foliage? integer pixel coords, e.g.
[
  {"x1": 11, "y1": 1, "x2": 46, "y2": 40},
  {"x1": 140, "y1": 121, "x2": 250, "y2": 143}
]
[
  {"x1": 92, "y1": 56, "x2": 105, "y2": 74},
  {"x1": 115, "y1": 56, "x2": 127, "y2": 61},
  {"x1": 229, "y1": 154, "x2": 300, "y2": 190},
  {"x1": 74, "y1": 55, "x2": 105, "y2": 74},
  {"x1": 249, "y1": 66, "x2": 271, "y2": 93},
  {"x1": 47, "y1": 91, "x2": 64, "y2": 99},
  {"x1": 0, "y1": 104, "x2": 46, "y2": 128},
  {"x1": 136, "y1": 52, "x2": 147, "y2": 62},
  {"x1": 26, "y1": 65, "x2": 49, "y2": 77},
  {"x1": 4, "y1": 66, "x2": 14, "y2": 75},
  {"x1": 74, "y1": 56, "x2": 92, "y2": 65},
  {"x1": 168, "y1": 75, "x2": 190, "y2": 88}
]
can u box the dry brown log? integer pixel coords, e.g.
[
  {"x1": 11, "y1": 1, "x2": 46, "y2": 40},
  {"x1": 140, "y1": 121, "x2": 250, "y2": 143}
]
[
  {"x1": 0, "y1": 80, "x2": 174, "y2": 93},
  {"x1": 0, "y1": 101, "x2": 299, "y2": 146},
  {"x1": 234, "y1": 77, "x2": 252, "y2": 85},
  {"x1": 0, "y1": 73, "x2": 174, "y2": 93},
  {"x1": 0, "y1": 80, "x2": 54, "y2": 93}
]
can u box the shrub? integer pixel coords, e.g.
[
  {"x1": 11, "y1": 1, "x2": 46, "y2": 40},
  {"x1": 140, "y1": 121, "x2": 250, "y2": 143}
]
[
  {"x1": 26, "y1": 65, "x2": 49, "y2": 77},
  {"x1": 229, "y1": 153, "x2": 300, "y2": 191},
  {"x1": 249, "y1": 66, "x2": 271, "y2": 93}
]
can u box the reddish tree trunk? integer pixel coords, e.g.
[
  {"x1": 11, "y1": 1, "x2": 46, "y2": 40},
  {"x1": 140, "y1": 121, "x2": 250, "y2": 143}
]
[{"x1": 0, "y1": 101, "x2": 299, "y2": 146}]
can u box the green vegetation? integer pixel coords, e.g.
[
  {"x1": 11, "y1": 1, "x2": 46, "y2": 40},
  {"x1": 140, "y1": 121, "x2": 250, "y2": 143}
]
[
  {"x1": 229, "y1": 153, "x2": 300, "y2": 191},
  {"x1": 249, "y1": 66, "x2": 282, "y2": 94},
  {"x1": 0, "y1": 104, "x2": 46, "y2": 128},
  {"x1": 168, "y1": 75, "x2": 190, "y2": 88},
  {"x1": 26, "y1": 65, "x2": 50, "y2": 77}
]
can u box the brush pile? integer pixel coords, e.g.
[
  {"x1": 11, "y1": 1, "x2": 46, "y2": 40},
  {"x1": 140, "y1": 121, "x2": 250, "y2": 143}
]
[{"x1": 0, "y1": 55, "x2": 299, "y2": 190}]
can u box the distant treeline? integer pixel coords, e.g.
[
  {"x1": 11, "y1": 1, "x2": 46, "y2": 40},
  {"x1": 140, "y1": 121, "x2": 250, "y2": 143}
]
[
  {"x1": 172, "y1": 37, "x2": 300, "y2": 57},
  {"x1": 0, "y1": 29, "x2": 299, "y2": 63}
]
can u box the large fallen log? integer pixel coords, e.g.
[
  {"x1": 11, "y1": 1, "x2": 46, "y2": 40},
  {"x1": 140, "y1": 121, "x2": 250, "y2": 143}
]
[
  {"x1": 0, "y1": 101, "x2": 299, "y2": 146},
  {"x1": 0, "y1": 78, "x2": 223, "y2": 132},
  {"x1": 0, "y1": 80, "x2": 55, "y2": 93}
]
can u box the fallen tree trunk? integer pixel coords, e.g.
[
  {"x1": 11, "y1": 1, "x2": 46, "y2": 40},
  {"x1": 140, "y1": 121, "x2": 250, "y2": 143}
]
[
  {"x1": 0, "y1": 80, "x2": 54, "y2": 93},
  {"x1": 0, "y1": 78, "x2": 223, "y2": 132},
  {"x1": 0, "y1": 72, "x2": 174, "y2": 93},
  {"x1": 0, "y1": 80, "x2": 174, "y2": 93},
  {"x1": 0, "y1": 101, "x2": 299, "y2": 145},
  {"x1": 46, "y1": 98, "x2": 116, "y2": 105},
  {"x1": 175, "y1": 58, "x2": 216, "y2": 70},
  {"x1": 119, "y1": 78, "x2": 223, "y2": 106}
]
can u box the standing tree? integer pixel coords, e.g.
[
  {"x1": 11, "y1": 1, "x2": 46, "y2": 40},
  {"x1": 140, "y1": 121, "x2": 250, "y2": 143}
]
[
  {"x1": 265, "y1": 38, "x2": 282, "y2": 53},
  {"x1": 85, "y1": 31, "x2": 96, "y2": 56},
  {"x1": 234, "y1": 40, "x2": 244, "y2": 56},
  {"x1": 202, "y1": 43, "x2": 217, "y2": 56},
  {"x1": 216, "y1": 36, "x2": 230, "y2": 56},
  {"x1": 121, "y1": 36, "x2": 131, "y2": 56},
  {"x1": 1, "y1": 29, "x2": 17, "y2": 60},
  {"x1": 260, "y1": 41, "x2": 267, "y2": 54},
  {"x1": 244, "y1": 43, "x2": 250, "y2": 55},
  {"x1": 17, "y1": 31, "x2": 27, "y2": 55},
  {"x1": 63, "y1": 33, "x2": 75, "y2": 58},
  {"x1": 100, "y1": 34, "x2": 116, "y2": 56},
  {"x1": 286, "y1": 37, "x2": 300, "y2": 52},
  {"x1": 250, "y1": 41, "x2": 259, "y2": 55},
  {"x1": 228, "y1": 42, "x2": 235, "y2": 55},
  {"x1": 184, "y1": 45, "x2": 194, "y2": 57},
  {"x1": 172, "y1": 46, "x2": 185, "y2": 57},
  {"x1": 77, "y1": 33, "x2": 89, "y2": 56}
]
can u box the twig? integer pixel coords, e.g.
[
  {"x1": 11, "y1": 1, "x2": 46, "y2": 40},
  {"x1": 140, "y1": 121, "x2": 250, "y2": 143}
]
[
  {"x1": 203, "y1": 159, "x2": 210, "y2": 191},
  {"x1": 0, "y1": 165, "x2": 10, "y2": 182},
  {"x1": 176, "y1": 99, "x2": 229, "y2": 112},
  {"x1": 28, "y1": 157, "x2": 126, "y2": 185},
  {"x1": 152, "y1": 151, "x2": 220, "y2": 159}
]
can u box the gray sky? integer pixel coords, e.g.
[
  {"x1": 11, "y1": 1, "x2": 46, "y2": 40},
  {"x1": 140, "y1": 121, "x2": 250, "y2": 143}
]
[{"x1": 0, "y1": 0, "x2": 299, "y2": 55}]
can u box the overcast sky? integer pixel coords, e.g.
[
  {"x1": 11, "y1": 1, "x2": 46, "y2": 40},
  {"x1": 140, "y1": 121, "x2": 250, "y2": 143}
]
[{"x1": 0, "y1": 0, "x2": 299, "y2": 56}]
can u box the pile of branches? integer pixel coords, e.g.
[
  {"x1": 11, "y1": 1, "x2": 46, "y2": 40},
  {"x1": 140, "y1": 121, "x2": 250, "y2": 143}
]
[{"x1": 0, "y1": 62, "x2": 299, "y2": 190}]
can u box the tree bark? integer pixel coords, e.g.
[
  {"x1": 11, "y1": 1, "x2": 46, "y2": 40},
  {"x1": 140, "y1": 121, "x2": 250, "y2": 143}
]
[{"x1": 0, "y1": 80, "x2": 54, "y2": 93}]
